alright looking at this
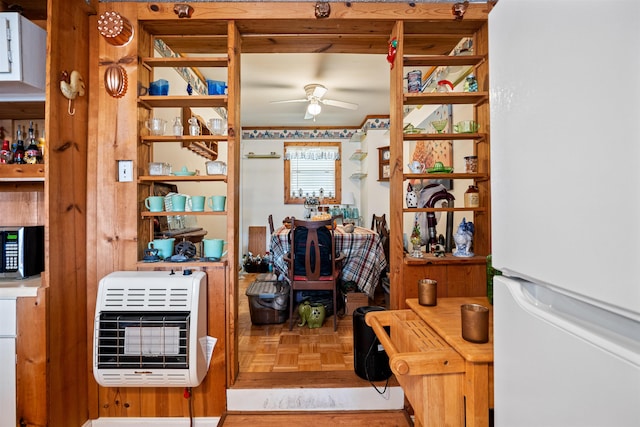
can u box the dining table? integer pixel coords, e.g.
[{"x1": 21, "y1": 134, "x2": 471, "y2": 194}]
[{"x1": 270, "y1": 224, "x2": 387, "y2": 298}]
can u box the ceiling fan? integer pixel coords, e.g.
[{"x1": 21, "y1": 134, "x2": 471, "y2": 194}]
[{"x1": 271, "y1": 83, "x2": 358, "y2": 120}]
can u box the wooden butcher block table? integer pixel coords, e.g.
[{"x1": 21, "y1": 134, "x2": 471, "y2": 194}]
[{"x1": 366, "y1": 297, "x2": 493, "y2": 427}]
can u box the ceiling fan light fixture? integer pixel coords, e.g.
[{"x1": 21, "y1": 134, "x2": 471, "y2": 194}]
[{"x1": 307, "y1": 100, "x2": 322, "y2": 116}]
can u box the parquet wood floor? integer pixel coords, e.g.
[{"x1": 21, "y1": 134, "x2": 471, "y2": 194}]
[{"x1": 238, "y1": 272, "x2": 356, "y2": 372}]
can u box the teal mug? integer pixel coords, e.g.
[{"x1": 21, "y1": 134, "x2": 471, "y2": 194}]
[
  {"x1": 148, "y1": 238, "x2": 175, "y2": 259},
  {"x1": 171, "y1": 194, "x2": 187, "y2": 212},
  {"x1": 145, "y1": 196, "x2": 164, "y2": 212},
  {"x1": 203, "y1": 239, "x2": 227, "y2": 259},
  {"x1": 189, "y1": 195, "x2": 206, "y2": 212},
  {"x1": 208, "y1": 195, "x2": 226, "y2": 212}
]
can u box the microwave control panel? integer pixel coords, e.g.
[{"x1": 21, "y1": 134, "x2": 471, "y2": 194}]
[{"x1": 2, "y1": 230, "x2": 19, "y2": 272}]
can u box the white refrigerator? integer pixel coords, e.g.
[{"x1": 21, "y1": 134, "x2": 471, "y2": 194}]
[{"x1": 489, "y1": 1, "x2": 640, "y2": 426}]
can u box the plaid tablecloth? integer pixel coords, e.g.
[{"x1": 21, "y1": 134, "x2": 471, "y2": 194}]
[{"x1": 270, "y1": 225, "x2": 387, "y2": 298}]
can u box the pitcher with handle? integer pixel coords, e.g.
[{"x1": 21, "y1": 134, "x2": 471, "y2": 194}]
[{"x1": 408, "y1": 160, "x2": 425, "y2": 173}]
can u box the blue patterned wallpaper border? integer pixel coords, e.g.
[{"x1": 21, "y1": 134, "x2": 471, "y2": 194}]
[{"x1": 241, "y1": 117, "x2": 389, "y2": 140}]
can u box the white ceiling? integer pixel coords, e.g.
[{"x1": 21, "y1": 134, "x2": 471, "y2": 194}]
[{"x1": 237, "y1": 53, "x2": 391, "y2": 129}]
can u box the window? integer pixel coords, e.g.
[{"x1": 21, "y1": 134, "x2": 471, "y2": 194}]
[{"x1": 284, "y1": 142, "x2": 341, "y2": 205}]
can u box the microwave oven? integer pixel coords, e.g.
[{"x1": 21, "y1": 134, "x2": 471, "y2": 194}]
[{"x1": 0, "y1": 226, "x2": 44, "y2": 279}]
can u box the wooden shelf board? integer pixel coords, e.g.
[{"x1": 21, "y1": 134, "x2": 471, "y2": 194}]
[
  {"x1": 404, "y1": 172, "x2": 488, "y2": 180},
  {"x1": 0, "y1": 164, "x2": 45, "y2": 181},
  {"x1": 138, "y1": 95, "x2": 227, "y2": 108},
  {"x1": 141, "y1": 56, "x2": 228, "y2": 69},
  {"x1": 138, "y1": 174, "x2": 227, "y2": 182},
  {"x1": 0, "y1": 101, "x2": 45, "y2": 120},
  {"x1": 403, "y1": 207, "x2": 487, "y2": 213},
  {"x1": 136, "y1": 259, "x2": 228, "y2": 267},
  {"x1": 403, "y1": 92, "x2": 488, "y2": 106},
  {"x1": 403, "y1": 54, "x2": 486, "y2": 68},
  {"x1": 404, "y1": 253, "x2": 487, "y2": 265},
  {"x1": 141, "y1": 211, "x2": 227, "y2": 217},
  {"x1": 403, "y1": 132, "x2": 486, "y2": 141},
  {"x1": 141, "y1": 135, "x2": 226, "y2": 143}
]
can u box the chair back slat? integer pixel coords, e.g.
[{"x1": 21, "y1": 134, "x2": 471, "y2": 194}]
[{"x1": 291, "y1": 217, "x2": 335, "y2": 281}]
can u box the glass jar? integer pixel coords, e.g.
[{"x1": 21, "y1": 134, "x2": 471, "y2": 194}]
[
  {"x1": 464, "y1": 185, "x2": 480, "y2": 208},
  {"x1": 172, "y1": 117, "x2": 183, "y2": 136}
]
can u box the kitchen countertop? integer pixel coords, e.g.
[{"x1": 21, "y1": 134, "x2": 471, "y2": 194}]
[{"x1": 0, "y1": 275, "x2": 41, "y2": 298}]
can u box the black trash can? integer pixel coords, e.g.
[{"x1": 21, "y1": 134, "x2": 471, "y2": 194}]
[{"x1": 353, "y1": 306, "x2": 392, "y2": 381}]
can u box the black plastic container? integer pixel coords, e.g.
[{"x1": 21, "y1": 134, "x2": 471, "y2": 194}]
[
  {"x1": 353, "y1": 306, "x2": 392, "y2": 381},
  {"x1": 245, "y1": 280, "x2": 289, "y2": 324}
]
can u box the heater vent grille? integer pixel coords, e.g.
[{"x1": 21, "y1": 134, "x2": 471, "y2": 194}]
[
  {"x1": 102, "y1": 286, "x2": 191, "y2": 309},
  {"x1": 95, "y1": 312, "x2": 191, "y2": 369}
]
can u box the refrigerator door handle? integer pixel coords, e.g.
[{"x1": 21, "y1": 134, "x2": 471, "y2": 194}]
[{"x1": 503, "y1": 277, "x2": 640, "y2": 368}]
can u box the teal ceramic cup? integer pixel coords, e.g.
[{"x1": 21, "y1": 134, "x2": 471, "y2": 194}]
[
  {"x1": 171, "y1": 194, "x2": 187, "y2": 212},
  {"x1": 203, "y1": 239, "x2": 227, "y2": 259},
  {"x1": 208, "y1": 195, "x2": 226, "y2": 212},
  {"x1": 145, "y1": 196, "x2": 165, "y2": 212},
  {"x1": 189, "y1": 195, "x2": 206, "y2": 212},
  {"x1": 148, "y1": 238, "x2": 175, "y2": 259}
]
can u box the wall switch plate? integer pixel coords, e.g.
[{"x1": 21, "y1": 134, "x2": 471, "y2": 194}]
[{"x1": 118, "y1": 160, "x2": 133, "y2": 182}]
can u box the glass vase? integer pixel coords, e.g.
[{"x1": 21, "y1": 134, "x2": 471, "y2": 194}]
[{"x1": 411, "y1": 242, "x2": 424, "y2": 258}]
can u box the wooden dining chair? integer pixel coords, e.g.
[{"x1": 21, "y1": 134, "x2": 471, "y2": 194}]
[
  {"x1": 285, "y1": 217, "x2": 344, "y2": 331},
  {"x1": 371, "y1": 213, "x2": 387, "y2": 235},
  {"x1": 268, "y1": 214, "x2": 275, "y2": 234}
]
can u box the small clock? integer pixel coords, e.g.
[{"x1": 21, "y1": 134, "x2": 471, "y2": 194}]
[{"x1": 378, "y1": 145, "x2": 390, "y2": 181}]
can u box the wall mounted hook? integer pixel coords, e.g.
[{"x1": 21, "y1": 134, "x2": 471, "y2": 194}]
[{"x1": 59, "y1": 70, "x2": 85, "y2": 116}]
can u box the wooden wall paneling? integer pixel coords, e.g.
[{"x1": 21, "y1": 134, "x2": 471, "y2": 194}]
[
  {"x1": 92, "y1": 1, "x2": 143, "y2": 419},
  {"x1": 46, "y1": 0, "x2": 93, "y2": 425},
  {"x1": 0, "y1": 190, "x2": 44, "y2": 225},
  {"x1": 133, "y1": 264, "x2": 228, "y2": 416},
  {"x1": 85, "y1": 12, "x2": 101, "y2": 422},
  {"x1": 226, "y1": 18, "x2": 241, "y2": 387},
  {"x1": 388, "y1": 20, "x2": 405, "y2": 310},
  {"x1": 444, "y1": 263, "x2": 486, "y2": 297},
  {"x1": 403, "y1": 265, "x2": 448, "y2": 301},
  {"x1": 403, "y1": 261, "x2": 487, "y2": 301},
  {"x1": 202, "y1": 264, "x2": 229, "y2": 414},
  {"x1": 16, "y1": 289, "x2": 47, "y2": 426}
]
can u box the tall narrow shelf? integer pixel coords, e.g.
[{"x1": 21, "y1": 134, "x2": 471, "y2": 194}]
[{"x1": 389, "y1": 25, "x2": 491, "y2": 309}]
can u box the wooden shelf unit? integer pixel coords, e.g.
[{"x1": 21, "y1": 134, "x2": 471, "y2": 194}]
[{"x1": 388, "y1": 23, "x2": 491, "y2": 310}]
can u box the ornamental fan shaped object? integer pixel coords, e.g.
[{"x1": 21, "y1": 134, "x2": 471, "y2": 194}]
[{"x1": 104, "y1": 64, "x2": 128, "y2": 98}]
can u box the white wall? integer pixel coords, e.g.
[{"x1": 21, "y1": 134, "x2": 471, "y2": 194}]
[
  {"x1": 240, "y1": 137, "x2": 367, "y2": 256},
  {"x1": 362, "y1": 129, "x2": 391, "y2": 227}
]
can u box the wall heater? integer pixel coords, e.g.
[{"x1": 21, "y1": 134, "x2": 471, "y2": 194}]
[{"x1": 93, "y1": 270, "x2": 208, "y2": 387}]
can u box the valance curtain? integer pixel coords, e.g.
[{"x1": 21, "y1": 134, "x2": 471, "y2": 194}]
[{"x1": 284, "y1": 147, "x2": 340, "y2": 161}]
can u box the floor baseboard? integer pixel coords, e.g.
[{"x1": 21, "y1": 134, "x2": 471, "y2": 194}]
[{"x1": 227, "y1": 386, "x2": 404, "y2": 411}]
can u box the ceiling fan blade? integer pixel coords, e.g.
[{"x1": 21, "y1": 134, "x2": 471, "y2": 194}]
[
  {"x1": 270, "y1": 98, "x2": 308, "y2": 104},
  {"x1": 311, "y1": 85, "x2": 328, "y2": 99},
  {"x1": 321, "y1": 99, "x2": 359, "y2": 110},
  {"x1": 304, "y1": 110, "x2": 314, "y2": 120}
]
